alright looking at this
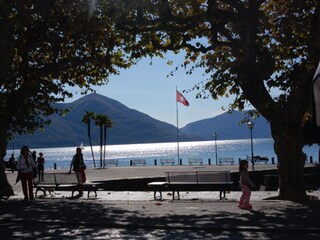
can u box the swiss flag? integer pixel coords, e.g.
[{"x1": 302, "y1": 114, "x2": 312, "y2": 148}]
[{"x1": 176, "y1": 90, "x2": 189, "y2": 106}]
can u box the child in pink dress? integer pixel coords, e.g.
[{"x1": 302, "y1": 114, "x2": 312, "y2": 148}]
[{"x1": 238, "y1": 160, "x2": 256, "y2": 210}]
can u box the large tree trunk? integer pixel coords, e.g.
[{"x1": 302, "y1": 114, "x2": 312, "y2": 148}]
[
  {"x1": 0, "y1": 126, "x2": 14, "y2": 199},
  {"x1": 271, "y1": 121, "x2": 307, "y2": 202}
]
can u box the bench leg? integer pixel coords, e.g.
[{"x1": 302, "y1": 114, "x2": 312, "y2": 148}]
[
  {"x1": 172, "y1": 191, "x2": 180, "y2": 200},
  {"x1": 35, "y1": 188, "x2": 47, "y2": 198},
  {"x1": 153, "y1": 191, "x2": 162, "y2": 200},
  {"x1": 219, "y1": 191, "x2": 226, "y2": 200},
  {"x1": 72, "y1": 190, "x2": 83, "y2": 197},
  {"x1": 72, "y1": 190, "x2": 76, "y2": 197},
  {"x1": 87, "y1": 190, "x2": 97, "y2": 198}
]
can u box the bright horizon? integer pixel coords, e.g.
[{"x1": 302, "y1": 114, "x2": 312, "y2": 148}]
[{"x1": 67, "y1": 52, "x2": 234, "y2": 127}]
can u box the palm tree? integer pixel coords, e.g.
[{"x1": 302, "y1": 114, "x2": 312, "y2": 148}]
[
  {"x1": 103, "y1": 116, "x2": 113, "y2": 168},
  {"x1": 95, "y1": 114, "x2": 112, "y2": 168},
  {"x1": 82, "y1": 111, "x2": 96, "y2": 167}
]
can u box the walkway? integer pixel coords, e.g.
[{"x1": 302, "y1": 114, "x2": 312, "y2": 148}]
[{"x1": 1, "y1": 164, "x2": 319, "y2": 239}]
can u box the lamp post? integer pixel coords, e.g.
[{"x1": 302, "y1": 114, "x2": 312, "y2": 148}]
[
  {"x1": 12, "y1": 138, "x2": 15, "y2": 156},
  {"x1": 247, "y1": 121, "x2": 255, "y2": 171},
  {"x1": 213, "y1": 132, "x2": 218, "y2": 165}
]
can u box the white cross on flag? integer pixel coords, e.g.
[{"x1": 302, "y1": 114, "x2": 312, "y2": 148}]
[
  {"x1": 176, "y1": 90, "x2": 189, "y2": 106},
  {"x1": 313, "y1": 61, "x2": 320, "y2": 126}
]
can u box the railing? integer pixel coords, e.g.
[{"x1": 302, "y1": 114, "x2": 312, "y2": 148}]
[{"x1": 48, "y1": 155, "x2": 320, "y2": 169}]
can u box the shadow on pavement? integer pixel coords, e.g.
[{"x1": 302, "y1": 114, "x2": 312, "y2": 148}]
[{"x1": 0, "y1": 198, "x2": 320, "y2": 239}]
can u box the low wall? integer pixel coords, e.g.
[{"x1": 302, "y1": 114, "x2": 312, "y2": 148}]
[{"x1": 95, "y1": 166, "x2": 320, "y2": 192}]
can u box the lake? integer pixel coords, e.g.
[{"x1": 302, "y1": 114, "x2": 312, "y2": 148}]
[{"x1": 6, "y1": 138, "x2": 319, "y2": 169}]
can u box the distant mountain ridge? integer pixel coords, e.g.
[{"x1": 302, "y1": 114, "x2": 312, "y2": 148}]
[
  {"x1": 14, "y1": 93, "x2": 202, "y2": 148},
  {"x1": 181, "y1": 111, "x2": 271, "y2": 140},
  {"x1": 13, "y1": 93, "x2": 271, "y2": 148}
]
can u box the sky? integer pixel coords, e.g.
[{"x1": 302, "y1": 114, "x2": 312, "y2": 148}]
[{"x1": 68, "y1": 52, "x2": 234, "y2": 128}]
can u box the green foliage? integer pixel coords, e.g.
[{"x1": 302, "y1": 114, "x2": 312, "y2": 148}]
[
  {"x1": 109, "y1": 0, "x2": 320, "y2": 137},
  {"x1": 82, "y1": 111, "x2": 95, "y2": 135},
  {"x1": 95, "y1": 113, "x2": 112, "y2": 128},
  {"x1": 0, "y1": 0, "x2": 133, "y2": 139}
]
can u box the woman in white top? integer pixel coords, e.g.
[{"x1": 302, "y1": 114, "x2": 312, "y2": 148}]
[{"x1": 17, "y1": 146, "x2": 36, "y2": 201}]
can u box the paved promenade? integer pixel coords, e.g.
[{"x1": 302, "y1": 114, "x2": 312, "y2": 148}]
[{"x1": 1, "y1": 165, "x2": 320, "y2": 239}]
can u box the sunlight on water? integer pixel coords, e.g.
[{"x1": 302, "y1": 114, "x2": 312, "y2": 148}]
[{"x1": 6, "y1": 138, "x2": 319, "y2": 169}]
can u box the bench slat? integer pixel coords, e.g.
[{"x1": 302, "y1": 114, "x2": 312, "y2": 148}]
[
  {"x1": 218, "y1": 157, "x2": 235, "y2": 165},
  {"x1": 131, "y1": 159, "x2": 146, "y2": 166},
  {"x1": 160, "y1": 159, "x2": 175, "y2": 165},
  {"x1": 188, "y1": 159, "x2": 203, "y2": 165},
  {"x1": 105, "y1": 160, "x2": 119, "y2": 166}
]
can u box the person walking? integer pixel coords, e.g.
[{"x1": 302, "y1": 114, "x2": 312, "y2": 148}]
[
  {"x1": 31, "y1": 151, "x2": 37, "y2": 162},
  {"x1": 17, "y1": 146, "x2": 36, "y2": 201},
  {"x1": 238, "y1": 159, "x2": 256, "y2": 210},
  {"x1": 68, "y1": 147, "x2": 87, "y2": 196},
  {"x1": 37, "y1": 152, "x2": 45, "y2": 182}
]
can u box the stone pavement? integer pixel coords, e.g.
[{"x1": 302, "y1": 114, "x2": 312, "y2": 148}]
[{"x1": 1, "y1": 165, "x2": 320, "y2": 239}]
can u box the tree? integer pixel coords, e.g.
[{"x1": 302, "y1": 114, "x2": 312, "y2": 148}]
[
  {"x1": 95, "y1": 113, "x2": 112, "y2": 168},
  {"x1": 103, "y1": 115, "x2": 113, "y2": 168},
  {"x1": 82, "y1": 111, "x2": 96, "y2": 168},
  {"x1": 0, "y1": 1, "x2": 134, "y2": 195},
  {"x1": 106, "y1": 0, "x2": 320, "y2": 201}
]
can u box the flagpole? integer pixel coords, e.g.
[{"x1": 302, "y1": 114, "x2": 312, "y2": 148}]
[{"x1": 176, "y1": 87, "x2": 180, "y2": 163}]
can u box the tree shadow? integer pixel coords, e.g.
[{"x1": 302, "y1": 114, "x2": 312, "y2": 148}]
[{"x1": 0, "y1": 198, "x2": 319, "y2": 239}]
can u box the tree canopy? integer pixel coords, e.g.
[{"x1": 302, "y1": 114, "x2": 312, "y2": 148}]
[
  {"x1": 0, "y1": 0, "x2": 134, "y2": 196},
  {"x1": 0, "y1": 0, "x2": 134, "y2": 138},
  {"x1": 103, "y1": 0, "x2": 320, "y2": 201},
  {"x1": 107, "y1": 0, "x2": 319, "y2": 112}
]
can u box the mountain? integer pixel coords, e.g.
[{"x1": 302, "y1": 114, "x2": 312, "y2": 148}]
[
  {"x1": 13, "y1": 94, "x2": 272, "y2": 149},
  {"x1": 181, "y1": 111, "x2": 271, "y2": 140},
  {"x1": 13, "y1": 93, "x2": 202, "y2": 148}
]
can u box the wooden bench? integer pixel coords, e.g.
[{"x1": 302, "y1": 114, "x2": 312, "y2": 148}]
[
  {"x1": 160, "y1": 159, "x2": 175, "y2": 165},
  {"x1": 4, "y1": 160, "x2": 17, "y2": 172},
  {"x1": 218, "y1": 157, "x2": 235, "y2": 165},
  {"x1": 188, "y1": 158, "x2": 203, "y2": 165},
  {"x1": 105, "y1": 159, "x2": 119, "y2": 166},
  {"x1": 148, "y1": 171, "x2": 233, "y2": 200},
  {"x1": 34, "y1": 173, "x2": 103, "y2": 198},
  {"x1": 131, "y1": 159, "x2": 146, "y2": 166}
]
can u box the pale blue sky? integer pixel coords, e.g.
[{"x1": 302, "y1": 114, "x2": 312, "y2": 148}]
[{"x1": 69, "y1": 52, "x2": 234, "y2": 127}]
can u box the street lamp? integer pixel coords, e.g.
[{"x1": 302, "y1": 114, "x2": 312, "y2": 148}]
[
  {"x1": 247, "y1": 121, "x2": 255, "y2": 171},
  {"x1": 12, "y1": 138, "x2": 15, "y2": 157},
  {"x1": 213, "y1": 132, "x2": 218, "y2": 165}
]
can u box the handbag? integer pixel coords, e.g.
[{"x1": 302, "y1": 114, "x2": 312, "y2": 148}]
[{"x1": 82, "y1": 164, "x2": 86, "y2": 170}]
